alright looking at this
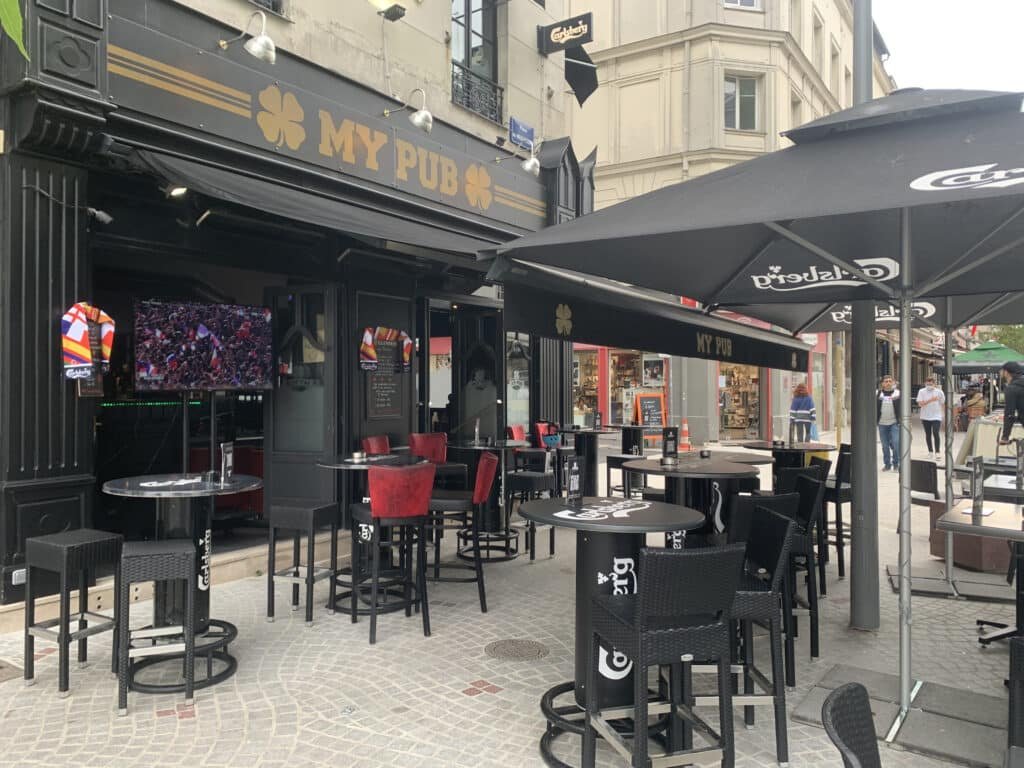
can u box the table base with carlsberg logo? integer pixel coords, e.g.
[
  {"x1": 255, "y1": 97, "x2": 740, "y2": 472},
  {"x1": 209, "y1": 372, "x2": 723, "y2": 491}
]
[
  {"x1": 102, "y1": 473, "x2": 263, "y2": 693},
  {"x1": 517, "y1": 496, "x2": 704, "y2": 768}
]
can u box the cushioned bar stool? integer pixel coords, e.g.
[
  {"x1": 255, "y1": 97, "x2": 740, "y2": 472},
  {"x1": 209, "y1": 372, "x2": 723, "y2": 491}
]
[
  {"x1": 427, "y1": 452, "x2": 497, "y2": 612},
  {"x1": 267, "y1": 503, "x2": 340, "y2": 626},
  {"x1": 410, "y1": 432, "x2": 467, "y2": 489},
  {"x1": 24, "y1": 529, "x2": 123, "y2": 695},
  {"x1": 350, "y1": 462, "x2": 435, "y2": 644},
  {"x1": 117, "y1": 540, "x2": 196, "y2": 715},
  {"x1": 582, "y1": 545, "x2": 746, "y2": 768},
  {"x1": 362, "y1": 435, "x2": 391, "y2": 455}
]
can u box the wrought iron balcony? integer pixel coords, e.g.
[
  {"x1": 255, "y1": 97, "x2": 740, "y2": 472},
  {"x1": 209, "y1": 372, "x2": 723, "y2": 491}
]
[{"x1": 451, "y1": 63, "x2": 504, "y2": 124}]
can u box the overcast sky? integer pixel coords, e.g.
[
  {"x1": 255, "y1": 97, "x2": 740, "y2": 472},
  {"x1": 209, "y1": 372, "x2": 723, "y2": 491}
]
[{"x1": 872, "y1": 1, "x2": 1024, "y2": 93}]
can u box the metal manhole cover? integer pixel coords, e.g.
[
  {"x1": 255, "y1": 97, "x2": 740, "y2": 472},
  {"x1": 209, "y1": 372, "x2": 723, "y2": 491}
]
[{"x1": 485, "y1": 639, "x2": 549, "y2": 661}]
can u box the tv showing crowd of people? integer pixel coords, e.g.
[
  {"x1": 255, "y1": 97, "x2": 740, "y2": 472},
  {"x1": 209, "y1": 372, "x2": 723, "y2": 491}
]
[{"x1": 134, "y1": 300, "x2": 273, "y2": 391}]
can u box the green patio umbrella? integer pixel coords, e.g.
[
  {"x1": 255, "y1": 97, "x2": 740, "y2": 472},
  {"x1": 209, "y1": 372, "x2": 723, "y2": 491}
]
[{"x1": 934, "y1": 339, "x2": 1024, "y2": 375}]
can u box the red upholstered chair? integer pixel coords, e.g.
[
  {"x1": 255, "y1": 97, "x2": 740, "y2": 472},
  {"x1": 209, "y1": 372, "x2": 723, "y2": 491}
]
[
  {"x1": 361, "y1": 435, "x2": 391, "y2": 456},
  {"x1": 534, "y1": 421, "x2": 559, "y2": 449},
  {"x1": 426, "y1": 452, "x2": 498, "y2": 612},
  {"x1": 410, "y1": 432, "x2": 468, "y2": 489},
  {"x1": 506, "y1": 425, "x2": 527, "y2": 442},
  {"x1": 350, "y1": 463, "x2": 436, "y2": 644}
]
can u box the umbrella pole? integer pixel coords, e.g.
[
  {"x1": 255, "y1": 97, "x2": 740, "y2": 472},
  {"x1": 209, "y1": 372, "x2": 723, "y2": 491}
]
[
  {"x1": 943, "y1": 308, "x2": 959, "y2": 597},
  {"x1": 897, "y1": 208, "x2": 915, "y2": 718}
]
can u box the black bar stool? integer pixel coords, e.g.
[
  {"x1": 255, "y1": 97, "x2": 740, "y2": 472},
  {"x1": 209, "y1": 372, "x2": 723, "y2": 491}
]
[
  {"x1": 1011, "y1": 637, "x2": 1024, "y2": 752},
  {"x1": 117, "y1": 540, "x2": 196, "y2": 714},
  {"x1": 267, "y1": 503, "x2": 340, "y2": 626},
  {"x1": 582, "y1": 545, "x2": 746, "y2": 768},
  {"x1": 24, "y1": 529, "x2": 122, "y2": 696}
]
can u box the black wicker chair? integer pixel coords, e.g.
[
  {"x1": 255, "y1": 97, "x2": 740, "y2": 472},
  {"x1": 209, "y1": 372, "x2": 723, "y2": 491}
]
[
  {"x1": 507, "y1": 449, "x2": 557, "y2": 560},
  {"x1": 775, "y1": 473, "x2": 826, "y2": 670},
  {"x1": 821, "y1": 449, "x2": 852, "y2": 579},
  {"x1": 582, "y1": 544, "x2": 746, "y2": 768},
  {"x1": 779, "y1": 462, "x2": 831, "y2": 596},
  {"x1": 821, "y1": 682, "x2": 882, "y2": 768},
  {"x1": 728, "y1": 506, "x2": 797, "y2": 764}
]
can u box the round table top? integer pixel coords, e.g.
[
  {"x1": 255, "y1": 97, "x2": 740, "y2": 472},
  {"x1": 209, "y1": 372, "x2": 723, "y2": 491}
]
[
  {"x1": 518, "y1": 496, "x2": 705, "y2": 534},
  {"x1": 623, "y1": 457, "x2": 758, "y2": 480},
  {"x1": 102, "y1": 473, "x2": 263, "y2": 499},
  {"x1": 317, "y1": 454, "x2": 428, "y2": 471},
  {"x1": 739, "y1": 440, "x2": 836, "y2": 453},
  {"x1": 558, "y1": 427, "x2": 619, "y2": 436},
  {"x1": 698, "y1": 450, "x2": 774, "y2": 466},
  {"x1": 984, "y1": 475, "x2": 1024, "y2": 502},
  {"x1": 451, "y1": 439, "x2": 531, "y2": 451}
]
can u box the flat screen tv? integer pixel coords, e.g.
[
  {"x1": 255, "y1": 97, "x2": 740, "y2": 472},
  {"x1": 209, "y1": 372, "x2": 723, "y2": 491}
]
[{"x1": 134, "y1": 300, "x2": 273, "y2": 392}]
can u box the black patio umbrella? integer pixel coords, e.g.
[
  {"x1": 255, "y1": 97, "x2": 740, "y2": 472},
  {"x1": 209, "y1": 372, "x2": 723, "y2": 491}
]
[{"x1": 490, "y1": 88, "x2": 1024, "y2": 716}]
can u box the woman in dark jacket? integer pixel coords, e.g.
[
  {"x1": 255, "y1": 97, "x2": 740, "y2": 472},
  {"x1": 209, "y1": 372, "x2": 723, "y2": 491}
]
[{"x1": 789, "y1": 383, "x2": 816, "y2": 442}]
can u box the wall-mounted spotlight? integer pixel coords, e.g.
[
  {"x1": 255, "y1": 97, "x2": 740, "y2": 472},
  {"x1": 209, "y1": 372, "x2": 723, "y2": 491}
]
[
  {"x1": 367, "y1": 0, "x2": 407, "y2": 21},
  {"x1": 494, "y1": 139, "x2": 542, "y2": 177},
  {"x1": 161, "y1": 184, "x2": 188, "y2": 199},
  {"x1": 218, "y1": 11, "x2": 276, "y2": 64},
  {"x1": 384, "y1": 88, "x2": 433, "y2": 133},
  {"x1": 87, "y1": 208, "x2": 114, "y2": 225}
]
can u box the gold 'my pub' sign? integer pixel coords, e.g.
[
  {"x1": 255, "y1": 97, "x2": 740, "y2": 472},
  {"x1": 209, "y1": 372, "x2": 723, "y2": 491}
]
[{"x1": 106, "y1": 16, "x2": 546, "y2": 230}]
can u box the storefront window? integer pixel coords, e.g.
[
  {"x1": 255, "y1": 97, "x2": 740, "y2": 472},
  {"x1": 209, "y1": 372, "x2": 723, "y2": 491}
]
[
  {"x1": 719, "y1": 363, "x2": 760, "y2": 438},
  {"x1": 610, "y1": 350, "x2": 642, "y2": 424},
  {"x1": 573, "y1": 347, "x2": 598, "y2": 424},
  {"x1": 273, "y1": 291, "x2": 325, "y2": 453},
  {"x1": 506, "y1": 333, "x2": 530, "y2": 431}
]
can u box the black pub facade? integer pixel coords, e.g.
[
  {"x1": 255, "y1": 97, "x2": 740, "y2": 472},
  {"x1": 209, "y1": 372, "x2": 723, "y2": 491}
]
[{"x1": 0, "y1": 0, "x2": 591, "y2": 602}]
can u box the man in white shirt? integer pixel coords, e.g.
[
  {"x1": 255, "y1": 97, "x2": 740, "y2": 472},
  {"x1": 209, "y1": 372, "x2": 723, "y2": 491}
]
[{"x1": 916, "y1": 376, "x2": 945, "y2": 461}]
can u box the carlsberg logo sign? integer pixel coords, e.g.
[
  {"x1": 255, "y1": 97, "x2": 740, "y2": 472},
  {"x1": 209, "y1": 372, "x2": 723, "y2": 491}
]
[
  {"x1": 751, "y1": 258, "x2": 899, "y2": 292},
  {"x1": 911, "y1": 164, "x2": 1024, "y2": 192}
]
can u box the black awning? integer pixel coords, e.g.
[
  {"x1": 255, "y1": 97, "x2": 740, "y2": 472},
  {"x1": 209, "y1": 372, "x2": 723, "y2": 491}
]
[
  {"x1": 564, "y1": 46, "x2": 598, "y2": 106},
  {"x1": 498, "y1": 262, "x2": 809, "y2": 371},
  {"x1": 135, "y1": 151, "x2": 500, "y2": 256}
]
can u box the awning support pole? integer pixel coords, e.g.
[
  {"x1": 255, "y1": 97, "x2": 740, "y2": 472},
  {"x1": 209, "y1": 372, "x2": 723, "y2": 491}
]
[
  {"x1": 897, "y1": 206, "x2": 914, "y2": 717},
  {"x1": 943, "y1": 298, "x2": 959, "y2": 597},
  {"x1": 764, "y1": 222, "x2": 898, "y2": 298}
]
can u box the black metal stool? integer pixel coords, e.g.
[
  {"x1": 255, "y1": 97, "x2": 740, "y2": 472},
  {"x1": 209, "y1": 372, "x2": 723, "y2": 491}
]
[
  {"x1": 507, "y1": 469, "x2": 557, "y2": 560},
  {"x1": 605, "y1": 453, "x2": 644, "y2": 497},
  {"x1": 24, "y1": 529, "x2": 123, "y2": 695},
  {"x1": 1011, "y1": 637, "x2": 1024, "y2": 752},
  {"x1": 267, "y1": 503, "x2": 340, "y2": 626},
  {"x1": 117, "y1": 540, "x2": 196, "y2": 714}
]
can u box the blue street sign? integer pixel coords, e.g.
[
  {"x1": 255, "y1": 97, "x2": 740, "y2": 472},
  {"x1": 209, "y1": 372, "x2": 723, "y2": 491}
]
[{"x1": 509, "y1": 117, "x2": 535, "y2": 151}]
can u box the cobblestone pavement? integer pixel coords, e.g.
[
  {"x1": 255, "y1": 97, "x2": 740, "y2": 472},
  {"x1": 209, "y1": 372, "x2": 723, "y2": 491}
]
[{"x1": 0, "y1": 426, "x2": 1011, "y2": 767}]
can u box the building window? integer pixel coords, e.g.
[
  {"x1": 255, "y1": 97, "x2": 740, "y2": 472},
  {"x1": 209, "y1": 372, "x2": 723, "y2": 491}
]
[
  {"x1": 790, "y1": 0, "x2": 802, "y2": 44},
  {"x1": 812, "y1": 11, "x2": 824, "y2": 73},
  {"x1": 830, "y1": 41, "x2": 840, "y2": 97},
  {"x1": 725, "y1": 75, "x2": 758, "y2": 131},
  {"x1": 451, "y1": 0, "x2": 504, "y2": 123},
  {"x1": 725, "y1": 0, "x2": 761, "y2": 8},
  {"x1": 250, "y1": 0, "x2": 285, "y2": 15}
]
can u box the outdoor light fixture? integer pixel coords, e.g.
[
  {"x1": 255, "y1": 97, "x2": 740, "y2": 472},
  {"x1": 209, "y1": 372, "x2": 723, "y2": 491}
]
[
  {"x1": 161, "y1": 185, "x2": 188, "y2": 199},
  {"x1": 495, "y1": 140, "x2": 542, "y2": 176},
  {"x1": 218, "y1": 11, "x2": 276, "y2": 64},
  {"x1": 383, "y1": 88, "x2": 433, "y2": 133},
  {"x1": 87, "y1": 208, "x2": 114, "y2": 225},
  {"x1": 367, "y1": 0, "x2": 407, "y2": 21}
]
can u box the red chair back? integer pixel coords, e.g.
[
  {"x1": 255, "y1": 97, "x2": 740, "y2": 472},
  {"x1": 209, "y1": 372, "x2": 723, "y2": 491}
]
[
  {"x1": 534, "y1": 421, "x2": 557, "y2": 448},
  {"x1": 473, "y1": 452, "x2": 499, "y2": 505},
  {"x1": 409, "y1": 432, "x2": 447, "y2": 463},
  {"x1": 507, "y1": 424, "x2": 527, "y2": 441},
  {"x1": 367, "y1": 463, "x2": 436, "y2": 519},
  {"x1": 362, "y1": 435, "x2": 391, "y2": 455}
]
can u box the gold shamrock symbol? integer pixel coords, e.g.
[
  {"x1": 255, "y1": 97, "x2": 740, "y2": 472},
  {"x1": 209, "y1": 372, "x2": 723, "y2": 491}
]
[
  {"x1": 257, "y1": 84, "x2": 306, "y2": 150},
  {"x1": 465, "y1": 165, "x2": 493, "y2": 210},
  {"x1": 555, "y1": 304, "x2": 573, "y2": 336}
]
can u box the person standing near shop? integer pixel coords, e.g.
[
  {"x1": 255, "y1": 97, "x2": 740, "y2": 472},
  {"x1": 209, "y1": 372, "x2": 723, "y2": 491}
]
[
  {"x1": 916, "y1": 376, "x2": 945, "y2": 461},
  {"x1": 877, "y1": 374, "x2": 901, "y2": 471},
  {"x1": 789, "y1": 383, "x2": 816, "y2": 442},
  {"x1": 999, "y1": 361, "x2": 1024, "y2": 445}
]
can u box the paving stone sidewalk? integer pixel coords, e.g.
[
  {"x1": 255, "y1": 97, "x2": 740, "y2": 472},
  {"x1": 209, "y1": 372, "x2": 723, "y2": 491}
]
[{"x1": 0, "y1": 426, "x2": 1011, "y2": 767}]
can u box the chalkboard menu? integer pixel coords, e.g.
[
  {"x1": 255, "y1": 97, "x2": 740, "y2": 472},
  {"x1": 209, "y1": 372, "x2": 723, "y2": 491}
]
[
  {"x1": 634, "y1": 393, "x2": 665, "y2": 432},
  {"x1": 366, "y1": 335, "x2": 404, "y2": 420}
]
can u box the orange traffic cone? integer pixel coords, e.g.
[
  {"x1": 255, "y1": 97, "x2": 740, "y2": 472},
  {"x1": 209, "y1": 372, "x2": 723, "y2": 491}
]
[{"x1": 680, "y1": 418, "x2": 692, "y2": 452}]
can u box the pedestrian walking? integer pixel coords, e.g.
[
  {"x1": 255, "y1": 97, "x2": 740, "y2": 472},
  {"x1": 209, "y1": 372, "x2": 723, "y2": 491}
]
[
  {"x1": 999, "y1": 361, "x2": 1024, "y2": 445},
  {"x1": 789, "y1": 383, "x2": 816, "y2": 442},
  {"x1": 916, "y1": 376, "x2": 945, "y2": 461},
  {"x1": 877, "y1": 374, "x2": 901, "y2": 471}
]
